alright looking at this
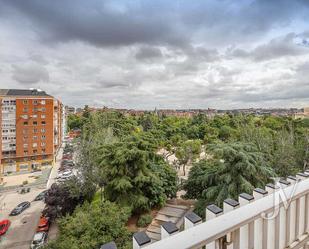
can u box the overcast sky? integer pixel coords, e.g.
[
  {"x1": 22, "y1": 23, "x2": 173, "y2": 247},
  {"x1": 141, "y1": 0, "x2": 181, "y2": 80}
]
[{"x1": 0, "y1": 0, "x2": 309, "y2": 109}]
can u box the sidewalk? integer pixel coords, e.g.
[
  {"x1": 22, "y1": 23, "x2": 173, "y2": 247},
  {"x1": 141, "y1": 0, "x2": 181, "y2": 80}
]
[{"x1": 46, "y1": 146, "x2": 63, "y2": 189}]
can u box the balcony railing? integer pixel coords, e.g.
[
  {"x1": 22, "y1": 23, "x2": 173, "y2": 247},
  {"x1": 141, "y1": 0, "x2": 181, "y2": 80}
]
[{"x1": 102, "y1": 172, "x2": 309, "y2": 249}]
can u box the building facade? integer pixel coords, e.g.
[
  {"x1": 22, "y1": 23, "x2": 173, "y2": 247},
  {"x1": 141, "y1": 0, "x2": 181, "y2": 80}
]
[{"x1": 0, "y1": 89, "x2": 63, "y2": 174}]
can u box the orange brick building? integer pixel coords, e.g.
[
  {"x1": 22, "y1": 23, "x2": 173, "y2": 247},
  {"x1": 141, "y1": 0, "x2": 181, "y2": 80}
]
[{"x1": 0, "y1": 89, "x2": 63, "y2": 174}]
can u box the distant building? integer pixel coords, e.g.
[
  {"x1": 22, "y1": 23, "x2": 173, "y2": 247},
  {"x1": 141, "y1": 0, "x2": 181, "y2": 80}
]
[
  {"x1": 65, "y1": 106, "x2": 76, "y2": 114},
  {"x1": 0, "y1": 89, "x2": 63, "y2": 175},
  {"x1": 294, "y1": 107, "x2": 309, "y2": 119}
]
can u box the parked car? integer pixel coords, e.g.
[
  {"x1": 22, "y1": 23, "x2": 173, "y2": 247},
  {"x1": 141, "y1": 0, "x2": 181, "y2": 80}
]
[
  {"x1": 62, "y1": 155, "x2": 73, "y2": 160},
  {"x1": 9, "y1": 201, "x2": 30, "y2": 216},
  {"x1": 34, "y1": 190, "x2": 48, "y2": 201},
  {"x1": 61, "y1": 160, "x2": 74, "y2": 166},
  {"x1": 30, "y1": 232, "x2": 47, "y2": 249},
  {"x1": 57, "y1": 170, "x2": 73, "y2": 178},
  {"x1": 0, "y1": 219, "x2": 10, "y2": 235},
  {"x1": 36, "y1": 216, "x2": 50, "y2": 232}
]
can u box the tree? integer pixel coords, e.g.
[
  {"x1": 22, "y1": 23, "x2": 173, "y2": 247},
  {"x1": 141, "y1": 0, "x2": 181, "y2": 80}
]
[
  {"x1": 44, "y1": 182, "x2": 83, "y2": 220},
  {"x1": 82, "y1": 105, "x2": 91, "y2": 119},
  {"x1": 67, "y1": 114, "x2": 84, "y2": 131},
  {"x1": 96, "y1": 136, "x2": 177, "y2": 213},
  {"x1": 175, "y1": 139, "x2": 202, "y2": 175},
  {"x1": 43, "y1": 201, "x2": 131, "y2": 249},
  {"x1": 183, "y1": 142, "x2": 275, "y2": 216}
]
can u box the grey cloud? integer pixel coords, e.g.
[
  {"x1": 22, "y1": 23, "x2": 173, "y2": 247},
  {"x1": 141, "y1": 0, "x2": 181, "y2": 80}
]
[
  {"x1": 1, "y1": 0, "x2": 309, "y2": 109},
  {"x1": 12, "y1": 63, "x2": 49, "y2": 84},
  {"x1": 96, "y1": 80, "x2": 131, "y2": 89},
  {"x1": 227, "y1": 33, "x2": 309, "y2": 61},
  {"x1": 1, "y1": 0, "x2": 187, "y2": 48},
  {"x1": 29, "y1": 54, "x2": 49, "y2": 65},
  {"x1": 2, "y1": 0, "x2": 309, "y2": 49},
  {"x1": 135, "y1": 46, "x2": 163, "y2": 61},
  {"x1": 252, "y1": 33, "x2": 308, "y2": 61}
]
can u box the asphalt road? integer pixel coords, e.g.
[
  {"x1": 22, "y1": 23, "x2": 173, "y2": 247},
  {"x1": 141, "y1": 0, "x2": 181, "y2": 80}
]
[
  {"x1": 0, "y1": 147, "x2": 63, "y2": 249},
  {"x1": 0, "y1": 189, "x2": 45, "y2": 249}
]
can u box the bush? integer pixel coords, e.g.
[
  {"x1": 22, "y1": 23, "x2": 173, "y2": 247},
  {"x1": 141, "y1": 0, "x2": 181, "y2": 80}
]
[
  {"x1": 137, "y1": 214, "x2": 152, "y2": 227},
  {"x1": 22, "y1": 180, "x2": 28, "y2": 185}
]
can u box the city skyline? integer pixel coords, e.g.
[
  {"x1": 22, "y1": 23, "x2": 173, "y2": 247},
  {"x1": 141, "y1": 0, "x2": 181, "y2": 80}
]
[{"x1": 0, "y1": 0, "x2": 309, "y2": 109}]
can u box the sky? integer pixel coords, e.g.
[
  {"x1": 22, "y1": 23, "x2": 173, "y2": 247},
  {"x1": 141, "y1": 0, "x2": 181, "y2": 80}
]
[{"x1": 0, "y1": 0, "x2": 309, "y2": 109}]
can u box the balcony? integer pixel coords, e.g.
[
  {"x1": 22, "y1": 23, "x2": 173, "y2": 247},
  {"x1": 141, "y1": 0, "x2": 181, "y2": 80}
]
[{"x1": 103, "y1": 172, "x2": 309, "y2": 249}]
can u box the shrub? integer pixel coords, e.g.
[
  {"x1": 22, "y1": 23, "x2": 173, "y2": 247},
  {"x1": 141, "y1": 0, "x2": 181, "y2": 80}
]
[
  {"x1": 22, "y1": 180, "x2": 28, "y2": 185},
  {"x1": 137, "y1": 214, "x2": 152, "y2": 227}
]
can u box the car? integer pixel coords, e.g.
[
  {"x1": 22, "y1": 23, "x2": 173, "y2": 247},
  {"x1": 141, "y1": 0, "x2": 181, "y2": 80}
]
[
  {"x1": 57, "y1": 171, "x2": 73, "y2": 178},
  {"x1": 61, "y1": 160, "x2": 74, "y2": 166},
  {"x1": 62, "y1": 155, "x2": 73, "y2": 160},
  {"x1": 0, "y1": 219, "x2": 11, "y2": 235},
  {"x1": 36, "y1": 216, "x2": 50, "y2": 232},
  {"x1": 9, "y1": 201, "x2": 30, "y2": 216},
  {"x1": 34, "y1": 190, "x2": 48, "y2": 201},
  {"x1": 30, "y1": 232, "x2": 47, "y2": 249}
]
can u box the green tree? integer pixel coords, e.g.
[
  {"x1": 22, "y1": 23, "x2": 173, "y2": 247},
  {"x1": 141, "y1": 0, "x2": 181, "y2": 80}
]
[
  {"x1": 44, "y1": 201, "x2": 131, "y2": 249},
  {"x1": 175, "y1": 139, "x2": 202, "y2": 175},
  {"x1": 67, "y1": 114, "x2": 84, "y2": 131},
  {"x1": 184, "y1": 142, "x2": 275, "y2": 216},
  {"x1": 96, "y1": 137, "x2": 177, "y2": 213}
]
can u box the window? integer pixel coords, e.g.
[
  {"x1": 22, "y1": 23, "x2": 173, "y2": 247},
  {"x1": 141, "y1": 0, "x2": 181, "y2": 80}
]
[
  {"x1": 41, "y1": 121, "x2": 46, "y2": 125},
  {"x1": 41, "y1": 135, "x2": 46, "y2": 140},
  {"x1": 33, "y1": 149, "x2": 38, "y2": 154},
  {"x1": 33, "y1": 136, "x2": 38, "y2": 140},
  {"x1": 10, "y1": 129, "x2": 15, "y2": 133},
  {"x1": 41, "y1": 114, "x2": 46, "y2": 118},
  {"x1": 41, "y1": 107, "x2": 46, "y2": 112},
  {"x1": 20, "y1": 164, "x2": 28, "y2": 170},
  {"x1": 32, "y1": 143, "x2": 37, "y2": 148},
  {"x1": 24, "y1": 150, "x2": 28, "y2": 155},
  {"x1": 32, "y1": 114, "x2": 38, "y2": 118},
  {"x1": 23, "y1": 107, "x2": 28, "y2": 112},
  {"x1": 42, "y1": 148, "x2": 46, "y2": 154},
  {"x1": 33, "y1": 100, "x2": 38, "y2": 105},
  {"x1": 41, "y1": 100, "x2": 46, "y2": 105},
  {"x1": 41, "y1": 128, "x2": 46, "y2": 133},
  {"x1": 33, "y1": 128, "x2": 38, "y2": 133},
  {"x1": 21, "y1": 114, "x2": 28, "y2": 119},
  {"x1": 23, "y1": 136, "x2": 28, "y2": 141},
  {"x1": 23, "y1": 129, "x2": 28, "y2": 134},
  {"x1": 23, "y1": 100, "x2": 28, "y2": 104},
  {"x1": 23, "y1": 121, "x2": 28, "y2": 125},
  {"x1": 23, "y1": 144, "x2": 28, "y2": 148},
  {"x1": 33, "y1": 108, "x2": 38, "y2": 112},
  {"x1": 33, "y1": 121, "x2": 38, "y2": 126},
  {"x1": 2, "y1": 130, "x2": 8, "y2": 133},
  {"x1": 41, "y1": 142, "x2": 46, "y2": 147}
]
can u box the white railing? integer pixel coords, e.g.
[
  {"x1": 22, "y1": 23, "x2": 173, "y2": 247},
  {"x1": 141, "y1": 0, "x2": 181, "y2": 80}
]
[{"x1": 101, "y1": 171, "x2": 309, "y2": 249}]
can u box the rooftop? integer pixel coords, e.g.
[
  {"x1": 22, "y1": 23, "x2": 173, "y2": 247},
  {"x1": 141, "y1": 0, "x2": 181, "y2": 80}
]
[{"x1": 0, "y1": 89, "x2": 50, "y2": 97}]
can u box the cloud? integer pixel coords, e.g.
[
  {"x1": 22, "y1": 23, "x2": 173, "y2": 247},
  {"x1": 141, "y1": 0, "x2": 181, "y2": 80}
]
[
  {"x1": 0, "y1": 0, "x2": 187, "y2": 48},
  {"x1": 2, "y1": 0, "x2": 309, "y2": 49},
  {"x1": 227, "y1": 33, "x2": 309, "y2": 61},
  {"x1": 12, "y1": 63, "x2": 49, "y2": 84},
  {"x1": 135, "y1": 46, "x2": 163, "y2": 61},
  {"x1": 0, "y1": 0, "x2": 309, "y2": 109}
]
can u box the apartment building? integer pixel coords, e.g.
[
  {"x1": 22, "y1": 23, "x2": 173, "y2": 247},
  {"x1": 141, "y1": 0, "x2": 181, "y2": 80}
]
[{"x1": 0, "y1": 89, "x2": 63, "y2": 174}]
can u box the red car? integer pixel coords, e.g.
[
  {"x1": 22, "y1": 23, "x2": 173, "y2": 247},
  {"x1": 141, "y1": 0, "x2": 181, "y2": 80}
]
[
  {"x1": 0, "y1": 219, "x2": 10, "y2": 235},
  {"x1": 37, "y1": 216, "x2": 50, "y2": 232}
]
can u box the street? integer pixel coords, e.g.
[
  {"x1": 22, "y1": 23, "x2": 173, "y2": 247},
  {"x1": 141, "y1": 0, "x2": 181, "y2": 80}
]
[{"x1": 0, "y1": 147, "x2": 62, "y2": 249}]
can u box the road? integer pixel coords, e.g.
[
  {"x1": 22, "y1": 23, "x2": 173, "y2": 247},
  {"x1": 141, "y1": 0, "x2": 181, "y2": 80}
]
[{"x1": 0, "y1": 147, "x2": 62, "y2": 249}]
